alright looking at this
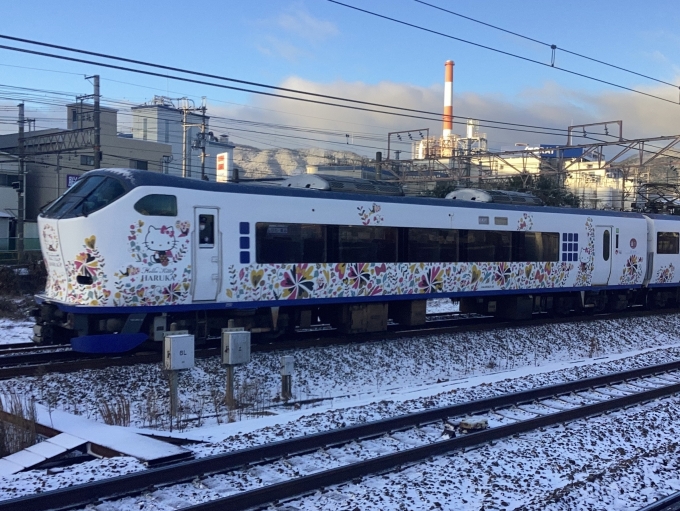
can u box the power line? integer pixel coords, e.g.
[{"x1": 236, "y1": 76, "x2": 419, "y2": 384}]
[
  {"x1": 327, "y1": 0, "x2": 680, "y2": 106},
  {"x1": 0, "y1": 34, "x2": 573, "y2": 135},
  {"x1": 414, "y1": 0, "x2": 679, "y2": 90}
]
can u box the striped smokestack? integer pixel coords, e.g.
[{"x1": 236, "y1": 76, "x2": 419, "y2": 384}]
[{"x1": 443, "y1": 60, "x2": 454, "y2": 139}]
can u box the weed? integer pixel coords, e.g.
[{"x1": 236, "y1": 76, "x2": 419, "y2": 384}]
[
  {"x1": 0, "y1": 391, "x2": 37, "y2": 456},
  {"x1": 98, "y1": 395, "x2": 131, "y2": 427}
]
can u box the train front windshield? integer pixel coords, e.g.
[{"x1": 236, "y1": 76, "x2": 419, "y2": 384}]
[{"x1": 41, "y1": 176, "x2": 127, "y2": 219}]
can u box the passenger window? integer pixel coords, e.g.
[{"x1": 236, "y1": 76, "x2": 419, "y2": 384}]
[
  {"x1": 338, "y1": 226, "x2": 397, "y2": 263},
  {"x1": 657, "y1": 232, "x2": 679, "y2": 254},
  {"x1": 256, "y1": 223, "x2": 326, "y2": 264},
  {"x1": 406, "y1": 228, "x2": 458, "y2": 263},
  {"x1": 134, "y1": 194, "x2": 177, "y2": 216},
  {"x1": 198, "y1": 215, "x2": 215, "y2": 246},
  {"x1": 603, "y1": 230, "x2": 610, "y2": 261}
]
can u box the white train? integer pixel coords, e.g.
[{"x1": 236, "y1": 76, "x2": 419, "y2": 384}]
[{"x1": 34, "y1": 169, "x2": 679, "y2": 352}]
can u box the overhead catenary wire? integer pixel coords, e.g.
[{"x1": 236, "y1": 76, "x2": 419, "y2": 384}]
[
  {"x1": 414, "y1": 0, "x2": 680, "y2": 90},
  {"x1": 327, "y1": 0, "x2": 680, "y2": 106},
  {"x1": 0, "y1": 34, "x2": 574, "y2": 135}
]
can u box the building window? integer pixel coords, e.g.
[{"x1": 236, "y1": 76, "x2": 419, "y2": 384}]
[
  {"x1": 164, "y1": 119, "x2": 170, "y2": 143},
  {"x1": 130, "y1": 159, "x2": 148, "y2": 171},
  {"x1": 80, "y1": 155, "x2": 95, "y2": 166},
  {"x1": 72, "y1": 109, "x2": 78, "y2": 123}
]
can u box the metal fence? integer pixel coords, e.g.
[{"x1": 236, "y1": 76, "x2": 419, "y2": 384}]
[{"x1": 0, "y1": 239, "x2": 41, "y2": 263}]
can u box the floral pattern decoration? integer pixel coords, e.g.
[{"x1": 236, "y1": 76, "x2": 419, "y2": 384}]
[
  {"x1": 655, "y1": 264, "x2": 675, "y2": 284},
  {"x1": 517, "y1": 213, "x2": 534, "y2": 231},
  {"x1": 42, "y1": 224, "x2": 67, "y2": 301},
  {"x1": 42, "y1": 224, "x2": 59, "y2": 252},
  {"x1": 574, "y1": 217, "x2": 595, "y2": 287},
  {"x1": 112, "y1": 220, "x2": 192, "y2": 306},
  {"x1": 620, "y1": 254, "x2": 644, "y2": 285},
  {"x1": 64, "y1": 235, "x2": 110, "y2": 305},
  {"x1": 358, "y1": 203, "x2": 384, "y2": 225},
  {"x1": 225, "y1": 260, "x2": 574, "y2": 302}
]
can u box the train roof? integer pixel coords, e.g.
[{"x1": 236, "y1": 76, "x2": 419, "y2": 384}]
[{"x1": 82, "y1": 168, "x2": 645, "y2": 219}]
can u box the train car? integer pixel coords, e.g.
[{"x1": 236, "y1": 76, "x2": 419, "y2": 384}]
[
  {"x1": 643, "y1": 214, "x2": 680, "y2": 307},
  {"x1": 35, "y1": 169, "x2": 649, "y2": 353}
]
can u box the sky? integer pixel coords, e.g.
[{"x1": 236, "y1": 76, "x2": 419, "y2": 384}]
[{"x1": 1, "y1": 0, "x2": 679, "y2": 156}]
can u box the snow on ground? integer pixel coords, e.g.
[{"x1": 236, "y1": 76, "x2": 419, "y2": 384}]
[
  {"x1": 3, "y1": 313, "x2": 678, "y2": 432},
  {"x1": 2, "y1": 309, "x2": 680, "y2": 508},
  {"x1": 0, "y1": 319, "x2": 33, "y2": 345}
]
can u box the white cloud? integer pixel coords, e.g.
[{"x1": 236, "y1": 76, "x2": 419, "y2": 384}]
[
  {"x1": 276, "y1": 8, "x2": 339, "y2": 43},
  {"x1": 209, "y1": 76, "x2": 680, "y2": 157},
  {"x1": 253, "y1": 4, "x2": 339, "y2": 62}
]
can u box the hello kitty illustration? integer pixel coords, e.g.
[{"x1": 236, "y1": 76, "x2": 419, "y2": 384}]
[{"x1": 144, "y1": 226, "x2": 176, "y2": 266}]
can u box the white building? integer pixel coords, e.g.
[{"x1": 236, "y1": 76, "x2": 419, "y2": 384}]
[{"x1": 131, "y1": 97, "x2": 234, "y2": 181}]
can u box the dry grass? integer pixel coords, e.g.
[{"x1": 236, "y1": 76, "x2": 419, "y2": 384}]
[
  {"x1": 97, "y1": 395, "x2": 131, "y2": 427},
  {"x1": 0, "y1": 391, "x2": 37, "y2": 456}
]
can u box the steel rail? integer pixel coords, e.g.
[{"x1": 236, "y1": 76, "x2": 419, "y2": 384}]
[
  {"x1": 2, "y1": 360, "x2": 680, "y2": 511},
  {"x1": 182, "y1": 379, "x2": 680, "y2": 511},
  {"x1": 637, "y1": 492, "x2": 680, "y2": 511}
]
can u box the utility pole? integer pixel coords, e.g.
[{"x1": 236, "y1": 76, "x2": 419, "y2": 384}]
[
  {"x1": 200, "y1": 99, "x2": 207, "y2": 180},
  {"x1": 16, "y1": 103, "x2": 25, "y2": 260},
  {"x1": 182, "y1": 106, "x2": 189, "y2": 178},
  {"x1": 92, "y1": 75, "x2": 101, "y2": 169}
]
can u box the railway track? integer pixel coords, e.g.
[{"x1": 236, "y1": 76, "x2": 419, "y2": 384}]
[
  {"x1": 639, "y1": 492, "x2": 680, "y2": 511},
  {"x1": 3, "y1": 359, "x2": 680, "y2": 511},
  {"x1": 0, "y1": 306, "x2": 676, "y2": 379}
]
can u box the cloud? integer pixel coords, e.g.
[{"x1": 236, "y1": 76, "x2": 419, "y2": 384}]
[
  {"x1": 276, "y1": 8, "x2": 339, "y2": 43},
  {"x1": 255, "y1": 35, "x2": 307, "y2": 62},
  {"x1": 209, "y1": 76, "x2": 680, "y2": 158},
  {"x1": 253, "y1": 4, "x2": 339, "y2": 61}
]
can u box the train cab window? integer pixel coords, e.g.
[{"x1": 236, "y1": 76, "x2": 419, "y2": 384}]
[
  {"x1": 256, "y1": 223, "x2": 326, "y2": 264},
  {"x1": 338, "y1": 226, "x2": 397, "y2": 263},
  {"x1": 42, "y1": 176, "x2": 126, "y2": 219},
  {"x1": 198, "y1": 214, "x2": 215, "y2": 246},
  {"x1": 134, "y1": 194, "x2": 177, "y2": 216},
  {"x1": 657, "y1": 232, "x2": 679, "y2": 254},
  {"x1": 42, "y1": 176, "x2": 105, "y2": 218},
  {"x1": 603, "y1": 230, "x2": 610, "y2": 261},
  {"x1": 71, "y1": 178, "x2": 126, "y2": 217}
]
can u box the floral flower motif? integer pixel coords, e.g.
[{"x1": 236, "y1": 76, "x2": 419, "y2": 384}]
[
  {"x1": 656, "y1": 264, "x2": 675, "y2": 284},
  {"x1": 162, "y1": 283, "x2": 182, "y2": 302},
  {"x1": 357, "y1": 203, "x2": 384, "y2": 225},
  {"x1": 494, "y1": 262, "x2": 513, "y2": 288},
  {"x1": 417, "y1": 266, "x2": 444, "y2": 294},
  {"x1": 250, "y1": 269, "x2": 265, "y2": 287},
  {"x1": 281, "y1": 264, "x2": 315, "y2": 299},
  {"x1": 344, "y1": 263, "x2": 371, "y2": 291},
  {"x1": 42, "y1": 224, "x2": 59, "y2": 252},
  {"x1": 74, "y1": 252, "x2": 99, "y2": 277},
  {"x1": 620, "y1": 254, "x2": 644, "y2": 285},
  {"x1": 517, "y1": 213, "x2": 534, "y2": 232}
]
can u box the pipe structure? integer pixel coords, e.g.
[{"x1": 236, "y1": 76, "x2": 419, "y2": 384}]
[{"x1": 443, "y1": 60, "x2": 454, "y2": 139}]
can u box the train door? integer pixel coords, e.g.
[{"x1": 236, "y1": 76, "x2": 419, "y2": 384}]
[
  {"x1": 192, "y1": 208, "x2": 221, "y2": 301},
  {"x1": 592, "y1": 225, "x2": 613, "y2": 285}
]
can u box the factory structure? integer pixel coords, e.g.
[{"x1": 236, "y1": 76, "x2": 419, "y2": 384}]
[{"x1": 404, "y1": 59, "x2": 627, "y2": 209}]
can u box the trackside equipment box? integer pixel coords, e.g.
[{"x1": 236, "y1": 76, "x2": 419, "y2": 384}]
[
  {"x1": 164, "y1": 334, "x2": 195, "y2": 370},
  {"x1": 222, "y1": 329, "x2": 251, "y2": 365},
  {"x1": 280, "y1": 355, "x2": 294, "y2": 376}
]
